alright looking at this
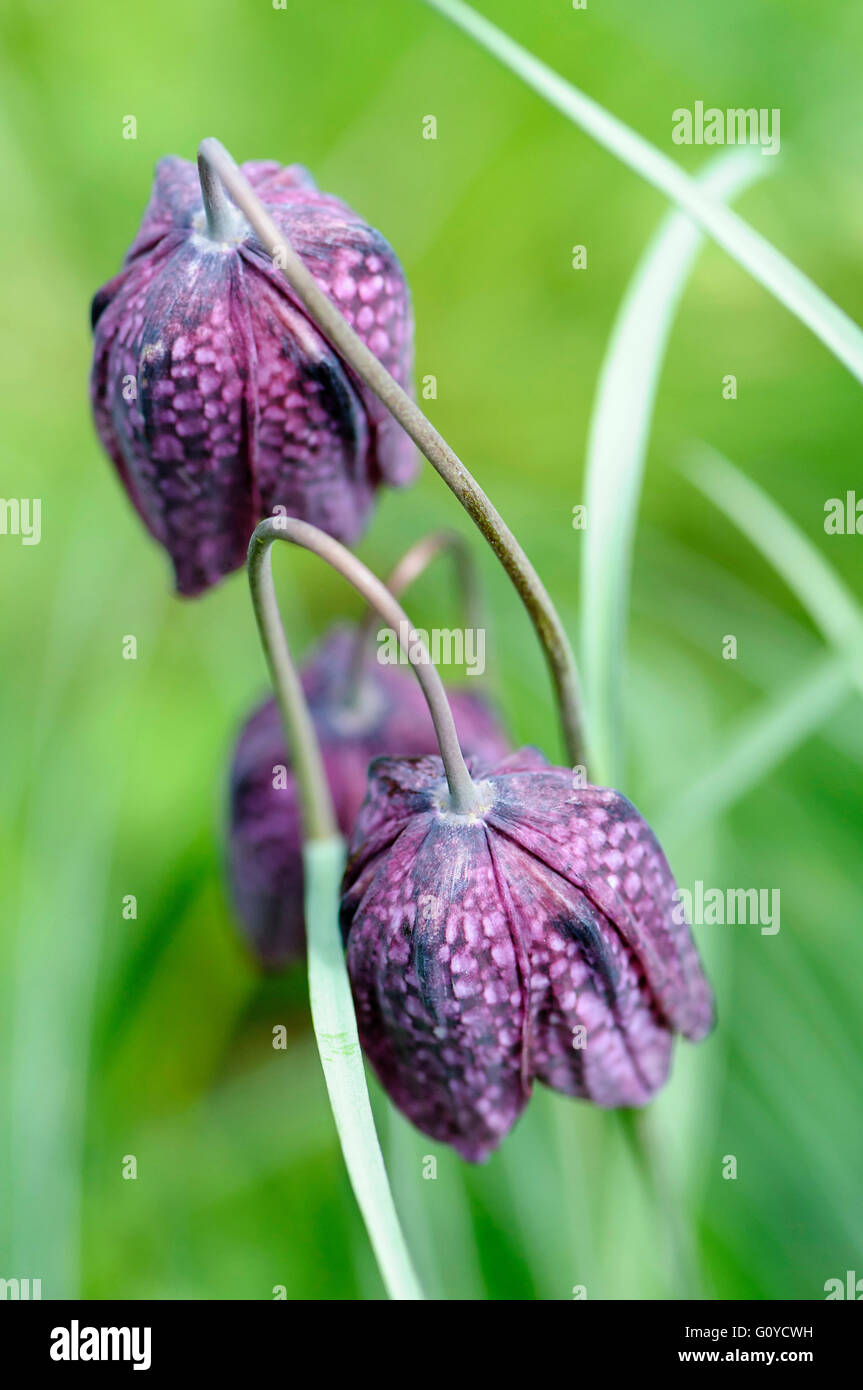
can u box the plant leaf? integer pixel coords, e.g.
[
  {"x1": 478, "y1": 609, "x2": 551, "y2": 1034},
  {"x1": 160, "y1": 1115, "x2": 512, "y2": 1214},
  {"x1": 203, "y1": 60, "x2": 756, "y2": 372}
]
[
  {"x1": 685, "y1": 445, "x2": 863, "y2": 666},
  {"x1": 581, "y1": 149, "x2": 765, "y2": 785},
  {"x1": 659, "y1": 653, "x2": 850, "y2": 843},
  {"x1": 303, "y1": 835, "x2": 425, "y2": 1301},
  {"x1": 422, "y1": 0, "x2": 863, "y2": 386}
]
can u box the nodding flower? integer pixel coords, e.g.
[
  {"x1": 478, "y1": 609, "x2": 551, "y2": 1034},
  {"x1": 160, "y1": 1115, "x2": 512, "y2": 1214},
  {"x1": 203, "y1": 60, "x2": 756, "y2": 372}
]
[
  {"x1": 340, "y1": 747, "x2": 714, "y2": 1162},
  {"x1": 90, "y1": 156, "x2": 416, "y2": 596},
  {"x1": 228, "y1": 625, "x2": 509, "y2": 969}
]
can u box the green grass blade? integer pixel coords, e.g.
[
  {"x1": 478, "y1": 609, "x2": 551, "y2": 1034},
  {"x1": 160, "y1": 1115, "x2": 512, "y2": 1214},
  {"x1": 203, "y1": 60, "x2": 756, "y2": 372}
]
[
  {"x1": 664, "y1": 448, "x2": 863, "y2": 830},
  {"x1": 422, "y1": 0, "x2": 863, "y2": 385},
  {"x1": 303, "y1": 836, "x2": 425, "y2": 1300},
  {"x1": 658, "y1": 653, "x2": 850, "y2": 843},
  {"x1": 685, "y1": 445, "x2": 863, "y2": 661},
  {"x1": 581, "y1": 149, "x2": 765, "y2": 786},
  {"x1": 10, "y1": 763, "x2": 117, "y2": 1297}
]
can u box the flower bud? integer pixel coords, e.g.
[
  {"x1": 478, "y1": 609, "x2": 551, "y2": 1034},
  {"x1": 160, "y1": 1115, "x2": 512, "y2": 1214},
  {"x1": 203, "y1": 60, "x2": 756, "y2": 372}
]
[
  {"x1": 228, "y1": 626, "x2": 509, "y2": 969},
  {"x1": 340, "y1": 749, "x2": 713, "y2": 1161},
  {"x1": 91, "y1": 157, "x2": 416, "y2": 595}
]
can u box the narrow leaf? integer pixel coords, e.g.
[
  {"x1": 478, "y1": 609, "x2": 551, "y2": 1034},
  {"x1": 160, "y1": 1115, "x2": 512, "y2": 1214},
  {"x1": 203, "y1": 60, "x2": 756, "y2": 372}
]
[
  {"x1": 581, "y1": 149, "x2": 765, "y2": 785},
  {"x1": 303, "y1": 835, "x2": 425, "y2": 1301},
  {"x1": 422, "y1": 0, "x2": 863, "y2": 385},
  {"x1": 686, "y1": 445, "x2": 863, "y2": 666},
  {"x1": 659, "y1": 653, "x2": 850, "y2": 843}
]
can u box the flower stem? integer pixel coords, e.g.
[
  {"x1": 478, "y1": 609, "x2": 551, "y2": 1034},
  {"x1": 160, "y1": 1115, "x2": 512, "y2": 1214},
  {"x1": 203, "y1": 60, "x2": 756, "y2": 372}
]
[
  {"x1": 247, "y1": 534, "x2": 336, "y2": 842},
  {"x1": 249, "y1": 517, "x2": 481, "y2": 815},
  {"x1": 346, "y1": 527, "x2": 483, "y2": 695},
  {"x1": 246, "y1": 523, "x2": 425, "y2": 1300},
  {"x1": 196, "y1": 151, "x2": 245, "y2": 243},
  {"x1": 199, "y1": 136, "x2": 589, "y2": 772}
]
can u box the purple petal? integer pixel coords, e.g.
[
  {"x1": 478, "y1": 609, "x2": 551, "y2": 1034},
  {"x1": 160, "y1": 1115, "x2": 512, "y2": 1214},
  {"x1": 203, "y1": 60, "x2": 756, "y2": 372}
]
[
  {"x1": 96, "y1": 237, "x2": 257, "y2": 595},
  {"x1": 344, "y1": 813, "x2": 530, "y2": 1162},
  {"x1": 229, "y1": 628, "x2": 509, "y2": 969},
  {"x1": 240, "y1": 266, "x2": 375, "y2": 543},
  {"x1": 487, "y1": 773, "x2": 714, "y2": 1041},
  {"x1": 487, "y1": 832, "x2": 673, "y2": 1105}
]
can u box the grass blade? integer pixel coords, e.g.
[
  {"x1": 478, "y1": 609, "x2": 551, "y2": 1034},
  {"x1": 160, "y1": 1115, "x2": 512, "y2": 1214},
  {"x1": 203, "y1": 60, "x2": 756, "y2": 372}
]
[
  {"x1": 303, "y1": 836, "x2": 425, "y2": 1301},
  {"x1": 659, "y1": 653, "x2": 850, "y2": 843},
  {"x1": 422, "y1": 0, "x2": 863, "y2": 385},
  {"x1": 665, "y1": 447, "x2": 863, "y2": 830},
  {"x1": 581, "y1": 149, "x2": 765, "y2": 785},
  {"x1": 685, "y1": 445, "x2": 863, "y2": 664}
]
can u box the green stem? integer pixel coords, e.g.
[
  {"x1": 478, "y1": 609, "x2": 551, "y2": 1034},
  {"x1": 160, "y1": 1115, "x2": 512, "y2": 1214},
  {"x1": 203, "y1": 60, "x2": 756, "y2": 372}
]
[
  {"x1": 250, "y1": 517, "x2": 480, "y2": 815},
  {"x1": 199, "y1": 136, "x2": 588, "y2": 771},
  {"x1": 347, "y1": 528, "x2": 483, "y2": 696},
  {"x1": 247, "y1": 533, "x2": 336, "y2": 842},
  {"x1": 246, "y1": 525, "x2": 426, "y2": 1299},
  {"x1": 246, "y1": 516, "x2": 505, "y2": 1294},
  {"x1": 196, "y1": 151, "x2": 246, "y2": 244}
]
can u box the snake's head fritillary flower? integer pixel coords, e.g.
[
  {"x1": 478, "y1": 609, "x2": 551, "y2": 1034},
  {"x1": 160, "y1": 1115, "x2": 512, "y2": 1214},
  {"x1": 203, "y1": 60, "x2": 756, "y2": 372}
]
[
  {"x1": 228, "y1": 625, "x2": 509, "y2": 969},
  {"x1": 340, "y1": 748, "x2": 713, "y2": 1161},
  {"x1": 90, "y1": 156, "x2": 416, "y2": 596}
]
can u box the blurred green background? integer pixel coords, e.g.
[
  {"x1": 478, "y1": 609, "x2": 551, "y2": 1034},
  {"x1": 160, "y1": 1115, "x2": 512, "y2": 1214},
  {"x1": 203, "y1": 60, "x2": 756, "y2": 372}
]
[{"x1": 1, "y1": 0, "x2": 861, "y2": 1300}]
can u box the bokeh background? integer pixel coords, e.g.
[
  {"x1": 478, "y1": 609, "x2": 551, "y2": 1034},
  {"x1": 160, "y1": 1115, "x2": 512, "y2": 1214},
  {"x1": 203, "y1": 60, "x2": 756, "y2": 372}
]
[{"x1": 1, "y1": 0, "x2": 861, "y2": 1300}]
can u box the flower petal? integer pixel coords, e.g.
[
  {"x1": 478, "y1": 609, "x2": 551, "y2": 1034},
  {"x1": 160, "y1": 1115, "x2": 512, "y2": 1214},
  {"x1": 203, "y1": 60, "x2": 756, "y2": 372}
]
[
  {"x1": 239, "y1": 266, "x2": 375, "y2": 542},
  {"x1": 98, "y1": 238, "x2": 258, "y2": 595},
  {"x1": 488, "y1": 774, "x2": 714, "y2": 1041},
  {"x1": 344, "y1": 813, "x2": 530, "y2": 1161},
  {"x1": 487, "y1": 832, "x2": 673, "y2": 1105},
  {"x1": 244, "y1": 199, "x2": 416, "y2": 488}
]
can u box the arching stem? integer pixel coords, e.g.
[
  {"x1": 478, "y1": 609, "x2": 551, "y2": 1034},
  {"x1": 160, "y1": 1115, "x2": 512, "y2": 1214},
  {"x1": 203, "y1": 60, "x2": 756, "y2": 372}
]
[
  {"x1": 249, "y1": 518, "x2": 480, "y2": 816},
  {"x1": 247, "y1": 536, "x2": 336, "y2": 842},
  {"x1": 199, "y1": 136, "x2": 590, "y2": 773},
  {"x1": 346, "y1": 528, "x2": 482, "y2": 697},
  {"x1": 247, "y1": 518, "x2": 436, "y2": 1301}
]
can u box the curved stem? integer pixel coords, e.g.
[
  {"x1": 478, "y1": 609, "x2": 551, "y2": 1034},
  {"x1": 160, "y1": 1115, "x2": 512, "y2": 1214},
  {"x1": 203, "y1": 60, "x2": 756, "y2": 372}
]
[
  {"x1": 246, "y1": 520, "x2": 426, "y2": 1300},
  {"x1": 346, "y1": 528, "x2": 482, "y2": 695},
  {"x1": 249, "y1": 517, "x2": 481, "y2": 815},
  {"x1": 199, "y1": 136, "x2": 589, "y2": 772},
  {"x1": 247, "y1": 535, "x2": 337, "y2": 842}
]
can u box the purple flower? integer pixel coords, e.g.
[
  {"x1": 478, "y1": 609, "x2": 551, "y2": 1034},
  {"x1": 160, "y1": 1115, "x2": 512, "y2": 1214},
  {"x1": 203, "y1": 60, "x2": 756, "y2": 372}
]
[
  {"x1": 91, "y1": 157, "x2": 416, "y2": 596},
  {"x1": 340, "y1": 748, "x2": 714, "y2": 1161},
  {"x1": 228, "y1": 626, "x2": 509, "y2": 969}
]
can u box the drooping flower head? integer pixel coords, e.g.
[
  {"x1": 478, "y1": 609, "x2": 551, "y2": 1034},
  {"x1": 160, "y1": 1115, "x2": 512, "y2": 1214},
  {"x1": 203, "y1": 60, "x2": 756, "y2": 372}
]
[
  {"x1": 340, "y1": 748, "x2": 714, "y2": 1161},
  {"x1": 91, "y1": 157, "x2": 416, "y2": 595},
  {"x1": 228, "y1": 625, "x2": 509, "y2": 969}
]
